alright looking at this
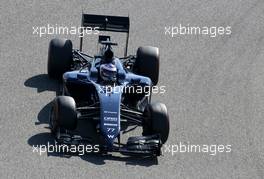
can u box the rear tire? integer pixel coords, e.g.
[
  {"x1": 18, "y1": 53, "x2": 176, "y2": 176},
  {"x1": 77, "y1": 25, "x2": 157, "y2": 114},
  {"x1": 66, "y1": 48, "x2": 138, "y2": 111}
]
[
  {"x1": 143, "y1": 102, "x2": 169, "y2": 144},
  {"x1": 134, "y1": 46, "x2": 159, "y2": 85},
  {"x1": 48, "y1": 38, "x2": 73, "y2": 79},
  {"x1": 50, "y1": 96, "x2": 77, "y2": 134}
]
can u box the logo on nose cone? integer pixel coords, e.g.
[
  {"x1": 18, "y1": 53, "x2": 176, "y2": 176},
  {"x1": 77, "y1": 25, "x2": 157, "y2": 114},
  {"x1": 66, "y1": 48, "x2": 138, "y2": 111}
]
[{"x1": 107, "y1": 135, "x2": 115, "y2": 139}]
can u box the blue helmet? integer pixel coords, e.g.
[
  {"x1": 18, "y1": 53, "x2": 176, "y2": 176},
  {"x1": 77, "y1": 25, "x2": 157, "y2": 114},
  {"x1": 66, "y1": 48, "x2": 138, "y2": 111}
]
[{"x1": 100, "y1": 63, "x2": 117, "y2": 82}]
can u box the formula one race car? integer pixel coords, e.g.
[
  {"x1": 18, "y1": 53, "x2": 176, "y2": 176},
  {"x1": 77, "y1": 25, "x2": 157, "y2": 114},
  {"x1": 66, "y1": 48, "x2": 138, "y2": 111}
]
[{"x1": 48, "y1": 14, "x2": 169, "y2": 156}]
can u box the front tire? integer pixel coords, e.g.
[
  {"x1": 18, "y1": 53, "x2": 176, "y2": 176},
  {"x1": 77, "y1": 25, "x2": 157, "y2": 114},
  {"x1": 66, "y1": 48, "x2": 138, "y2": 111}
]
[
  {"x1": 48, "y1": 38, "x2": 73, "y2": 79},
  {"x1": 50, "y1": 96, "x2": 77, "y2": 134},
  {"x1": 143, "y1": 102, "x2": 170, "y2": 144}
]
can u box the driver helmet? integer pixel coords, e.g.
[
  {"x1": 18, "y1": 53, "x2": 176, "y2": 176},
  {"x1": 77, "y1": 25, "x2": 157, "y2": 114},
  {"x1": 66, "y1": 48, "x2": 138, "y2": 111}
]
[{"x1": 100, "y1": 62, "x2": 117, "y2": 82}]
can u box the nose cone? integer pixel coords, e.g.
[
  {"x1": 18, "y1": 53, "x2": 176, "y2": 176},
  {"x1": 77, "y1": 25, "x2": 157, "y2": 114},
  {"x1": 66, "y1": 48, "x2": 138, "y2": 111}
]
[{"x1": 96, "y1": 85, "x2": 122, "y2": 147}]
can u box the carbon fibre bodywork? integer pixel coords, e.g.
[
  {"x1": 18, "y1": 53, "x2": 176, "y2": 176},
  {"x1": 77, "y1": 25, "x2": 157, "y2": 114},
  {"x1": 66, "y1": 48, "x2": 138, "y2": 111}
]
[{"x1": 62, "y1": 57, "x2": 151, "y2": 147}]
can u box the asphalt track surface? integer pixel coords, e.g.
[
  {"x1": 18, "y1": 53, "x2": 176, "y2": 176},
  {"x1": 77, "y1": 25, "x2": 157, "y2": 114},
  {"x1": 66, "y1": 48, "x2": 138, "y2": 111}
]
[{"x1": 1, "y1": 0, "x2": 264, "y2": 178}]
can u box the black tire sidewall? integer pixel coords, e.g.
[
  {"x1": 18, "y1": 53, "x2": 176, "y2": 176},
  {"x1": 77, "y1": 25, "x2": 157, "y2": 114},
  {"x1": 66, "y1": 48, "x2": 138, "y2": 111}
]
[
  {"x1": 143, "y1": 103, "x2": 170, "y2": 144},
  {"x1": 134, "y1": 46, "x2": 160, "y2": 85},
  {"x1": 51, "y1": 96, "x2": 77, "y2": 132},
  {"x1": 50, "y1": 102, "x2": 59, "y2": 134},
  {"x1": 48, "y1": 38, "x2": 73, "y2": 79}
]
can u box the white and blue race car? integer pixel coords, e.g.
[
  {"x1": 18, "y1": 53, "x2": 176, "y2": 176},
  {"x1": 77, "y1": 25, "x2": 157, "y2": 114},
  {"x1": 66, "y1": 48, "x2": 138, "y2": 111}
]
[{"x1": 47, "y1": 14, "x2": 169, "y2": 157}]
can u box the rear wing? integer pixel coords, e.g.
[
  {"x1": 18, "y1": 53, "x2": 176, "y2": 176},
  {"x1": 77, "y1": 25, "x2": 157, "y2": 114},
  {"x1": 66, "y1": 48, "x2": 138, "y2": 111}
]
[{"x1": 80, "y1": 14, "x2": 130, "y2": 56}]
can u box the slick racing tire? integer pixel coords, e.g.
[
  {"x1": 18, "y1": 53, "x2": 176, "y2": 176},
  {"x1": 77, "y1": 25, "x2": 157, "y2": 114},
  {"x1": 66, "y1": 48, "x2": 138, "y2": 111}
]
[
  {"x1": 133, "y1": 46, "x2": 159, "y2": 85},
  {"x1": 48, "y1": 38, "x2": 73, "y2": 79},
  {"x1": 50, "y1": 96, "x2": 77, "y2": 134},
  {"x1": 143, "y1": 102, "x2": 170, "y2": 144}
]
